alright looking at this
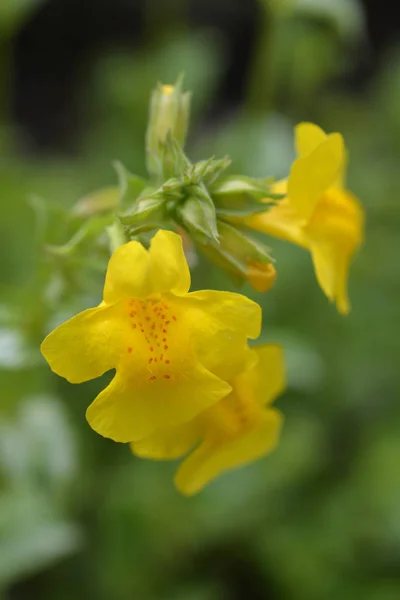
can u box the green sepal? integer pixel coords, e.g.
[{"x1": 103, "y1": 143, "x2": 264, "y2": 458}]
[
  {"x1": 161, "y1": 133, "x2": 192, "y2": 179},
  {"x1": 124, "y1": 222, "x2": 164, "y2": 238},
  {"x1": 176, "y1": 192, "x2": 219, "y2": 244},
  {"x1": 217, "y1": 220, "x2": 273, "y2": 265},
  {"x1": 215, "y1": 195, "x2": 276, "y2": 218},
  {"x1": 188, "y1": 156, "x2": 232, "y2": 187},
  {"x1": 119, "y1": 195, "x2": 166, "y2": 227},
  {"x1": 211, "y1": 175, "x2": 284, "y2": 200},
  {"x1": 198, "y1": 242, "x2": 247, "y2": 288}
]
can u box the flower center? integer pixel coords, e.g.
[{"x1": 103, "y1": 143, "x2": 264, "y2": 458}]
[{"x1": 125, "y1": 297, "x2": 178, "y2": 382}]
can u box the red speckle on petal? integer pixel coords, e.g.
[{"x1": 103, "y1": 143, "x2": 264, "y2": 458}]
[
  {"x1": 172, "y1": 316, "x2": 177, "y2": 321},
  {"x1": 164, "y1": 375, "x2": 170, "y2": 380},
  {"x1": 132, "y1": 324, "x2": 137, "y2": 329},
  {"x1": 164, "y1": 345, "x2": 168, "y2": 350},
  {"x1": 165, "y1": 359, "x2": 170, "y2": 364},
  {"x1": 149, "y1": 358, "x2": 153, "y2": 364},
  {"x1": 127, "y1": 347, "x2": 132, "y2": 353}
]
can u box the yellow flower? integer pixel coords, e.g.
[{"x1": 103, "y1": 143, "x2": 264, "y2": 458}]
[
  {"x1": 244, "y1": 123, "x2": 364, "y2": 314},
  {"x1": 132, "y1": 344, "x2": 285, "y2": 495},
  {"x1": 41, "y1": 230, "x2": 261, "y2": 443}
]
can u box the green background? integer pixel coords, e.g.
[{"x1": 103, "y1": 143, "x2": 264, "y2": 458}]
[{"x1": 1, "y1": 1, "x2": 399, "y2": 598}]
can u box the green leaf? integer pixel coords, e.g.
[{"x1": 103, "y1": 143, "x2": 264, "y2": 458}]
[
  {"x1": 114, "y1": 161, "x2": 150, "y2": 212},
  {"x1": 45, "y1": 214, "x2": 114, "y2": 256},
  {"x1": 72, "y1": 187, "x2": 120, "y2": 218}
]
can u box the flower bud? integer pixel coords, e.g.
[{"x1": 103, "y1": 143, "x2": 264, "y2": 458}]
[{"x1": 146, "y1": 80, "x2": 191, "y2": 179}]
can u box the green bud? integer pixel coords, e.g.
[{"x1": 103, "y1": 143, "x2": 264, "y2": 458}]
[
  {"x1": 146, "y1": 78, "x2": 191, "y2": 179},
  {"x1": 196, "y1": 220, "x2": 276, "y2": 293}
]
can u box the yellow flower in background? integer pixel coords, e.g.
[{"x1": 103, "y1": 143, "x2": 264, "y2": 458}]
[
  {"x1": 244, "y1": 123, "x2": 364, "y2": 314},
  {"x1": 132, "y1": 344, "x2": 285, "y2": 496},
  {"x1": 41, "y1": 230, "x2": 261, "y2": 443}
]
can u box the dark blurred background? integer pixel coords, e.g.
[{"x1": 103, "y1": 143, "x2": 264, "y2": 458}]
[{"x1": 1, "y1": 1, "x2": 400, "y2": 599}]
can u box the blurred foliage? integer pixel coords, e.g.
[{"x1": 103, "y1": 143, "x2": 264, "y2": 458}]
[{"x1": 1, "y1": 0, "x2": 400, "y2": 598}]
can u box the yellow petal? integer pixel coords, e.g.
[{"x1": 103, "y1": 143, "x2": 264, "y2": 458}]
[
  {"x1": 288, "y1": 133, "x2": 345, "y2": 221},
  {"x1": 307, "y1": 188, "x2": 364, "y2": 246},
  {"x1": 235, "y1": 344, "x2": 285, "y2": 407},
  {"x1": 86, "y1": 360, "x2": 231, "y2": 442},
  {"x1": 148, "y1": 229, "x2": 191, "y2": 296},
  {"x1": 103, "y1": 230, "x2": 191, "y2": 304},
  {"x1": 103, "y1": 240, "x2": 151, "y2": 304},
  {"x1": 40, "y1": 304, "x2": 125, "y2": 384},
  {"x1": 174, "y1": 409, "x2": 283, "y2": 496},
  {"x1": 309, "y1": 240, "x2": 351, "y2": 315},
  {"x1": 245, "y1": 197, "x2": 308, "y2": 248},
  {"x1": 246, "y1": 262, "x2": 276, "y2": 293},
  {"x1": 85, "y1": 293, "x2": 235, "y2": 443},
  {"x1": 178, "y1": 290, "x2": 262, "y2": 381},
  {"x1": 306, "y1": 188, "x2": 364, "y2": 314},
  {"x1": 131, "y1": 420, "x2": 200, "y2": 460},
  {"x1": 295, "y1": 122, "x2": 327, "y2": 157}
]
